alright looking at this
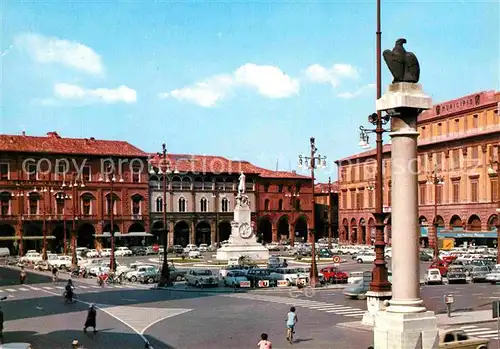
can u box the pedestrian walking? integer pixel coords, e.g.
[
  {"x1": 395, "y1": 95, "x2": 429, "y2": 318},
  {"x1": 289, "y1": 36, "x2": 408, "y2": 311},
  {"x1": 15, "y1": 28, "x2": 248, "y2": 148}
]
[
  {"x1": 52, "y1": 266, "x2": 58, "y2": 283},
  {"x1": 20, "y1": 266, "x2": 26, "y2": 285},
  {"x1": 83, "y1": 304, "x2": 97, "y2": 333},
  {"x1": 257, "y1": 333, "x2": 272, "y2": 349}
]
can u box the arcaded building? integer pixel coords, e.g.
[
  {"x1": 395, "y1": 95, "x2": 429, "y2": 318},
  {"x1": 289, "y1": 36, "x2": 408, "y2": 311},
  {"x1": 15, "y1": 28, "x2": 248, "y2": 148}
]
[{"x1": 335, "y1": 90, "x2": 499, "y2": 247}]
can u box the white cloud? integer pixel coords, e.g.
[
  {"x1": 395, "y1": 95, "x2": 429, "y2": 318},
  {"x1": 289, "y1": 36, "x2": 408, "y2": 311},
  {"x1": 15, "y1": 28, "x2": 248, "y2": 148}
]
[
  {"x1": 53, "y1": 83, "x2": 137, "y2": 103},
  {"x1": 160, "y1": 63, "x2": 298, "y2": 107},
  {"x1": 336, "y1": 83, "x2": 376, "y2": 99},
  {"x1": 305, "y1": 63, "x2": 359, "y2": 87},
  {"x1": 15, "y1": 33, "x2": 103, "y2": 75},
  {"x1": 234, "y1": 63, "x2": 299, "y2": 98},
  {"x1": 159, "y1": 75, "x2": 234, "y2": 107}
]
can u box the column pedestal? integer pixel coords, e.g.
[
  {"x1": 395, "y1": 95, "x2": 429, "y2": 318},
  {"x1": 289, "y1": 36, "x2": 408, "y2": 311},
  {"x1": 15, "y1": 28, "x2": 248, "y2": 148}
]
[
  {"x1": 374, "y1": 311, "x2": 439, "y2": 349},
  {"x1": 362, "y1": 291, "x2": 392, "y2": 325}
]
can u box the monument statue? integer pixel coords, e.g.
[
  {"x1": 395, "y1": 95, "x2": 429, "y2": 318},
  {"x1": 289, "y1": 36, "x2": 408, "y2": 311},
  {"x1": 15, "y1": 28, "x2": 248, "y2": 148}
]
[
  {"x1": 383, "y1": 38, "x2": 420, "y2": 83},
  {"x1": 238, "y1": 172, "x2": 246, "y2": 195},
  {"x1": 216, "y1": 171, "x2": 269, "y2": 261}
]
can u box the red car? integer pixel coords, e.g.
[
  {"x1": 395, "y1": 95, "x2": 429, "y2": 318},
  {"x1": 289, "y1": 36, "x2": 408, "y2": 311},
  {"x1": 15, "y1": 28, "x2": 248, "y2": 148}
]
[
  {"x1": 429, "y1": 260, "x2": 450, "y2": 276},
  {"x1": 442, "y1": 255, "x2": 457, "y2": 264},
  {"x1": 320, "y1": 266, "x2": 348, "y2": 284}
]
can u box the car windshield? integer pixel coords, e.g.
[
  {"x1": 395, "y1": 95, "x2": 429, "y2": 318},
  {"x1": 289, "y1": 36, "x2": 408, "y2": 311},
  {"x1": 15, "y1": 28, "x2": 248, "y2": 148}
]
[
  {"x1": 196, "y1": 270, "x2": 212, "y2": 276},
  {"x1": 450, "y1": 267, "x2": 465, "y2": 272},
  {"x1": 230, "y1": 271, "x2": 245, "y2": 277},
  {"x1": 474, "y1": 266, "x2": 489, "y2": 272},
  {"x1": 430, "y1": 271, "x2": 440, "y2": 275}
]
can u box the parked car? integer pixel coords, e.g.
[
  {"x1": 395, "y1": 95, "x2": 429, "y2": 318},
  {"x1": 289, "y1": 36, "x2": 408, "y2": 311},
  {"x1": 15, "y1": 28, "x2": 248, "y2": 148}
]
[
  {"x1": 188, "y1": 250, "x2": 201, "y2": 258},
  {"x1": 246, "y1": 268, "x2": 276, "y2": 287},
  {"x1": 320, "y1": 266, "x2": 348, "y2": 284},
  {"x1": 49, "y1": 256, "x2": 73, "y2": 270},
  {"x1": 86, "y1": 249, "x2": 100, "y2": 258},
  {"x1": 316, "y1": 248, "x2": 333, "y2": 258},
  {"x1": 470, "y1": 266, "x2": 490, "y2": 283},
  {"x1": 130, "y1": 246, "x2": 147, "y2": 256},
  {"x1": 224, "y1": 271, "x2": 248, "y2": 287},
  {"x1": 430, "y1": 260, "x2": 450, "y2": 276},
  {"x1": 486, "y1": 265, "x2": 500, "y2": 284},
  {"x1": 20, "y1": 252, "x2": 42, "y2": 264},
  {"x1": 438, "y1": 329, "x2": 488, "y2": 349},
  {"x1": 101, "y1": 248, "x2": 112, "y2": 257},
  {"x1": 266, "y1": 243, "x2": 280, "y2": 251},
  {"x1": 136, "y1": 266, "x2": 160, "y2": 284},
  {"x1": 446, "y1": 266, "x2": 467, "y2": 284},
  {"x1": 115, "y1": 247, "x2": 133, "y2": 257},
  {"x1": 424, "y1": 268, "x2": 443, "y2": 285},
  {"x1": 183, "y1": 244, "x2": 198, "y2": 253},
  {"x1": 269, "y1": 267, "x2": 302, "y2": 286},
  {"x1": 75, "y1": 247, "x2": 89, "y2": 257},
  {"x1": 198, "y1": 244, "x2": 208, "y2": 252},
  {"x1": 125, "y1": 263, "x2": 155, "y2": 282},
  {"x1": 173, "y1": 245, "x2": 184, "y2": 254},
  {"x1": 185, "y1": 269, "x2": 218, "y2": 288},
  {"x1": 0, "y1": 247, "x2": 10, "y2": 257},
  {"x1": 419, "y1": 251, "x2": 433, "y2": 261},
  {"x1": 168, "y1": 265, "x2": 187, "y2": 282}
]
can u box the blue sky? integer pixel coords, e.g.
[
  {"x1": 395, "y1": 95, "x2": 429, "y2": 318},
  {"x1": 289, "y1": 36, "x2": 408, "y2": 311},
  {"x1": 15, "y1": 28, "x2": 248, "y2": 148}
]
[{"x1": 1, "y1": 0, "x2": 498, "y2": 182}]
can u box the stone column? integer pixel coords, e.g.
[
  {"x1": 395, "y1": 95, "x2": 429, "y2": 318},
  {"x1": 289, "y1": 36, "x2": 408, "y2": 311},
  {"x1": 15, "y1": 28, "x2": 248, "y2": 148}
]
[
  {"x1": 190, "y1": 220, "x2": 196, "y2": 245},
  {"x1": 373, "y1": 82, "x2": 438, "y2": 349},
  {"x1": 272, "y1": 225, "x2": 278, "y2": 243}
]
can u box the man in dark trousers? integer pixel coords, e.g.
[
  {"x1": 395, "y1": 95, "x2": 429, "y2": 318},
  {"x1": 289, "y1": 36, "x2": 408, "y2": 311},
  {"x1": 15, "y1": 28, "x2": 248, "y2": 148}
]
[
  {"x1": 20, "y1": 266, "x2": 26, "y2": 285},
  {"x1": 84, "y1": 304, "x2": 97, "y2": 333}
]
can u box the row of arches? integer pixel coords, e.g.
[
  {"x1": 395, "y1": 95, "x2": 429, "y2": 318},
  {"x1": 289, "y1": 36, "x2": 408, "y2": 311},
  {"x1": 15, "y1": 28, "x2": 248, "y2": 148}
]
[
  {"x1": 340, "y1": 213, "x2": 499, "y2": 245},
  {"x1": 0, "y1": 222, "x2": 146, "y2": 254},
  {"x1": 154, "y1": 196, "x2": 231, "y2": 213}
]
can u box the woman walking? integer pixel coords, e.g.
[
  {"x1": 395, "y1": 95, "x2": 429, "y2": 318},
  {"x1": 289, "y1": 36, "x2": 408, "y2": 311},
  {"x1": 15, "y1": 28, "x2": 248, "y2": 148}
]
[{"x1": 83, "y1": 304, "x2": 97, "y2": 333}]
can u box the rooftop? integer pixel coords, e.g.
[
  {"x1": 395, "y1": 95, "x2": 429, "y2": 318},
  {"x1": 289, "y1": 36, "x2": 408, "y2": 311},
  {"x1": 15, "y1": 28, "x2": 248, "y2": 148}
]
[
  {"x1": 315, "y1": 181, "x2": 339, "y2": 193},
  {"x1": 0, "y1": 132, "x2": 148, "y2": 157},
  {"x1": 149, "y1": 153, "x2": 310, "y2": 179}
]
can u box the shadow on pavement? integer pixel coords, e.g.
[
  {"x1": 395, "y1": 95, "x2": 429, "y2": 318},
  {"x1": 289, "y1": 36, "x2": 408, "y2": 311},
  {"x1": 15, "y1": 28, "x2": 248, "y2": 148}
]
[
  {"x1": 4, "y1": 329, "x2": 175, "y2": 349},
  {"x1": 0, "y1": 266, "x2": 52, "y2": 286}
]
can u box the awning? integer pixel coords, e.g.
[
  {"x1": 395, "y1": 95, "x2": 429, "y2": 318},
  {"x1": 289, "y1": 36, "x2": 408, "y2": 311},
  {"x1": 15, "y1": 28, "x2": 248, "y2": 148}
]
[
  {"x1": 438, "y1": 231, "x2": 497, "y2": 238},
  {"x1": 0, "y1": 235, "x2": 56, "y2": 241},
  {"x1": 93, "y1": 232, "x2": 153, "y2": 238}
]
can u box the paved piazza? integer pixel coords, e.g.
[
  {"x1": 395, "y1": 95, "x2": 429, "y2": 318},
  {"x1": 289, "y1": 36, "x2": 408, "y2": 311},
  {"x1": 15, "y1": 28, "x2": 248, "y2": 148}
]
[{"x1": 2, "y1": 258, "x2": 500, "y2": 348}]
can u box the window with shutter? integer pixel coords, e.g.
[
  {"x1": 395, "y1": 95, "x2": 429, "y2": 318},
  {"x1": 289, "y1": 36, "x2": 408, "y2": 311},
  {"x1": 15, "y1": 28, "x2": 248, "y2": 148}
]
[
  {"x1": 452, "y1": 181, "x2": 460, "y2": 203},
  {"x1": 492, "y1": 179, "x2": 498, "y2": 202},
  {"x1": 419, "y1": 184, "x2": 426, "y2": 206},
  {"x1": 471, "y1": 180, "x2": 478, "y2": 202}
]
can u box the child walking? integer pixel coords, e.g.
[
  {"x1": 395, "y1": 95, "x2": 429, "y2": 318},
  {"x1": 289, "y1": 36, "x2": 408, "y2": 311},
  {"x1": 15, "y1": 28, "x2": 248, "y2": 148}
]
[{"x1": 257, "y1": 333, "x2": 272, "y2": 349}]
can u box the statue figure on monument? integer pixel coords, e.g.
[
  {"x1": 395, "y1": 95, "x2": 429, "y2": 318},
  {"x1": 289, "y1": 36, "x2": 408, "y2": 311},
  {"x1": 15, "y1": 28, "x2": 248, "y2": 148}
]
[
  {"x1": 238, "y1": 172, "x2": 246, "y2": 195},
  {"x1": 383, "y1": 38, "x2": 420, "y2": 83}
]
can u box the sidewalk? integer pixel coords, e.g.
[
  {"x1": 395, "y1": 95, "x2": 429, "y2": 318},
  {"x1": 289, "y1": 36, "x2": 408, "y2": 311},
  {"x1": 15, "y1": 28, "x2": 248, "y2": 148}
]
[{"x1": 337, "y1": 310, "x2": 495, "y2": 332}]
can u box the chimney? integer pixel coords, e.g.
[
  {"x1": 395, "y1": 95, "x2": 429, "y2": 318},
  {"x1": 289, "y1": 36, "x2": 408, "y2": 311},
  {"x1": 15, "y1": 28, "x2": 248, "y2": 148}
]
[
  {"x1": 90, "y1": 137, "x2": 95, "y2": 141},
  {"x1": 47, "y1": 131, "x2": 61, "y2": 138},
  {"x1": 21, "y1": 131, "x2": 26, "y2": 136}
]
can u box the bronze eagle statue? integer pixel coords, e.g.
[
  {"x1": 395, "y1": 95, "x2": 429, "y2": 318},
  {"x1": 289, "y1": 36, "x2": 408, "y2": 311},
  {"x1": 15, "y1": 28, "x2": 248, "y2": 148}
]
[{"x1": 383, "y1": 38, "x2": 420, "y2": 83}]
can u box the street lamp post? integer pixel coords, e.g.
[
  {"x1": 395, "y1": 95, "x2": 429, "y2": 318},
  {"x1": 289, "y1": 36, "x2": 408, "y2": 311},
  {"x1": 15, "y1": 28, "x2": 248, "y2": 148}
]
[
  {"x1": 70, "y1": 173, "x2": 85, "y2": 270},
  {"x1": 427, "y1": 163, "x2": 444, "y2": 259},
  {"x1": 56, "y1": 189, "x2": 71, "y2": 255},
  {"x1": 153, "y1": 143, "x2": 177, "y2": 287},
  {"x1": 359, "y1": 112, "x2": 392, "y2": 294},
  {"x1": 15, "y1": 182, "x2": 25, "y2": 257},
  {"x1": 298, "y1": 137, "x2": 327, "y2": 288},
  {"x1": 103, "y1": 167, "x2": 117, "y2": 272},
  {"x1": 488, "y1": 143, "x2": 500, "y2": 263},
  {"x1": 285, "y1": 183, "x2": 300, "y2": 248}
]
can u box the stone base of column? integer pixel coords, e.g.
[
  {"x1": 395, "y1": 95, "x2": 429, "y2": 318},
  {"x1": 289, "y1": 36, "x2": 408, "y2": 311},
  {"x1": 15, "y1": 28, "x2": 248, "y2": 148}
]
[
  {"x1": 361, "y1": 291, "x2": 392, "y2": 326},
  {"x1": 374, "y1": 310, "x2": 439, "y2": 349}
]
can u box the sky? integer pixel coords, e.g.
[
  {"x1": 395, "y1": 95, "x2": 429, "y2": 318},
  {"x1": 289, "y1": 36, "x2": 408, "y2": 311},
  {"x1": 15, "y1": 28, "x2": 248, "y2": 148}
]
[{"x1": 1, "y1": 0, "x2": 498, "y2": 183}]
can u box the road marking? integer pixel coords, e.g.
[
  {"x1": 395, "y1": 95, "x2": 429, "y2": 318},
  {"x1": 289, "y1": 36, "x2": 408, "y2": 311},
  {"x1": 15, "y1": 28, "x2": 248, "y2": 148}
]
[
  {"x1": 18, "y1": 287, "x2": 29, "y2": 291},
  {"x1": 36, "y1": 286, "x2": 159, "y2": 349},
  {"x1": 26, "y1": 286, "x2": 41, "y2": 290},
  {"x1": 467, "y1": 329, "x2": 498, "y2": 336},
  {"x1": 55, "y1": 286, "x2": 64, "y2": 290},
  {"x1": 91, "y1": 286, "x2": 100, "y2": 289},
  {"x1": 5, "y1": 288, "x2": 16, "y2": 292},
  {"x1": 36, "y1": 306, "x2": 43, "y2": 310},
  {"x1": 42, "y1": 287, "x2": 53, "y2": 290},
  {"x1": 471, "y1": 293, "x2": 483, "y2": 296},
  {"x1": 325, "y1": 307, "x2": 355, "y2": 313},
  {"x1": 460, "y1": 325, "x2": 480, "y2": 329}
]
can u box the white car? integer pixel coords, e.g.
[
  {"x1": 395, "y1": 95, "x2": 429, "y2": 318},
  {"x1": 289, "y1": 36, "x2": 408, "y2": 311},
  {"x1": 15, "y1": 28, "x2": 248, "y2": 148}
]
[
  {"x1": 424, "y1": 268, "x2": 443, "y2": 285},
  {"x1": 356, "y1": 251, "x2": 376, "y2": 264},
  {"x1": 295, "y1": 267, "x2": 325, "y2": 284},
  {"x1": 20, "y1": 252, "x2": 42, "y2": 264},
  {"x1": 115, "y1": 247, "x2": 133, "y2": 257},
  {"x1": 184, "y1": 244, "x2": 197, "y2": 253},
  {"x1": 486, "y1": 265, "x2": 500, "y2": 284},
  {"x1": 0, "y1": 343, "x2": 33, "y2": 349},
  {"x1": 224, "y1": 271, "x2": 248, "y2": 287},
  {"x1": 101, "y1": 248, "x2": 112, "y2": 257},
  {"x1": 126, "y1": 264, "x2": 156, "y2": 282},
  {"x1": 50, "y1": 256, "x2": 73, "y2": 269},
  {"x1": 90, "y1": 261, "x2": 125, "y2": 276},
  {"x1": 270, "y1": 267, "x2": 302, "y2": 286},
  {"x1": 86, "y1": 249, "x2": 100, "y2": 258},
  {"x1": 198, "y1": 244, "x2": 208, "y2": 252},
  {"x1": 188, "y1": 250, "x2": 201, "y2": 258}
]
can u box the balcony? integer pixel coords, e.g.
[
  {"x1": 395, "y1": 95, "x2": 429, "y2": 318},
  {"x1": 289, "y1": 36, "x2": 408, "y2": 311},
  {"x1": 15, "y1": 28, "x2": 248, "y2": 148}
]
[{"x1": 132, "y1": 214, "x2": 143, "y2": 220}]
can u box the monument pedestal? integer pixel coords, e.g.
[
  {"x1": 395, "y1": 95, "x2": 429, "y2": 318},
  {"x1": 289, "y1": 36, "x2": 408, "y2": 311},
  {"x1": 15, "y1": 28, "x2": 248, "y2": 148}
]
[
  {"x1": 361, "y1": 291, "x2": 392, "y2": 326},
  {"x1": 216, "y1": 192, "x2": 269, "y2": 261},
  {"x1": 374, "y1": 311, "x2": 439, "y2": 349}
]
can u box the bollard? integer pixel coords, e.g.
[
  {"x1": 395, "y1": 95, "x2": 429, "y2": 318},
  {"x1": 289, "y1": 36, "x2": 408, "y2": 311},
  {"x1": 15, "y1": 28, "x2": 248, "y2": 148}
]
[{"x1": 444, "y1": 294, "x2": 454, "y2": 317}]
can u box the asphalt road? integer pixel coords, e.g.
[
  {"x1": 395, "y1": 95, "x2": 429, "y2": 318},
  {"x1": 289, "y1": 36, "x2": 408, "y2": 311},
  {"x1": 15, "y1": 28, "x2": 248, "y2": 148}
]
[{"x1": 0, "y1": 266, "x2": 373, "y2": 349}]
